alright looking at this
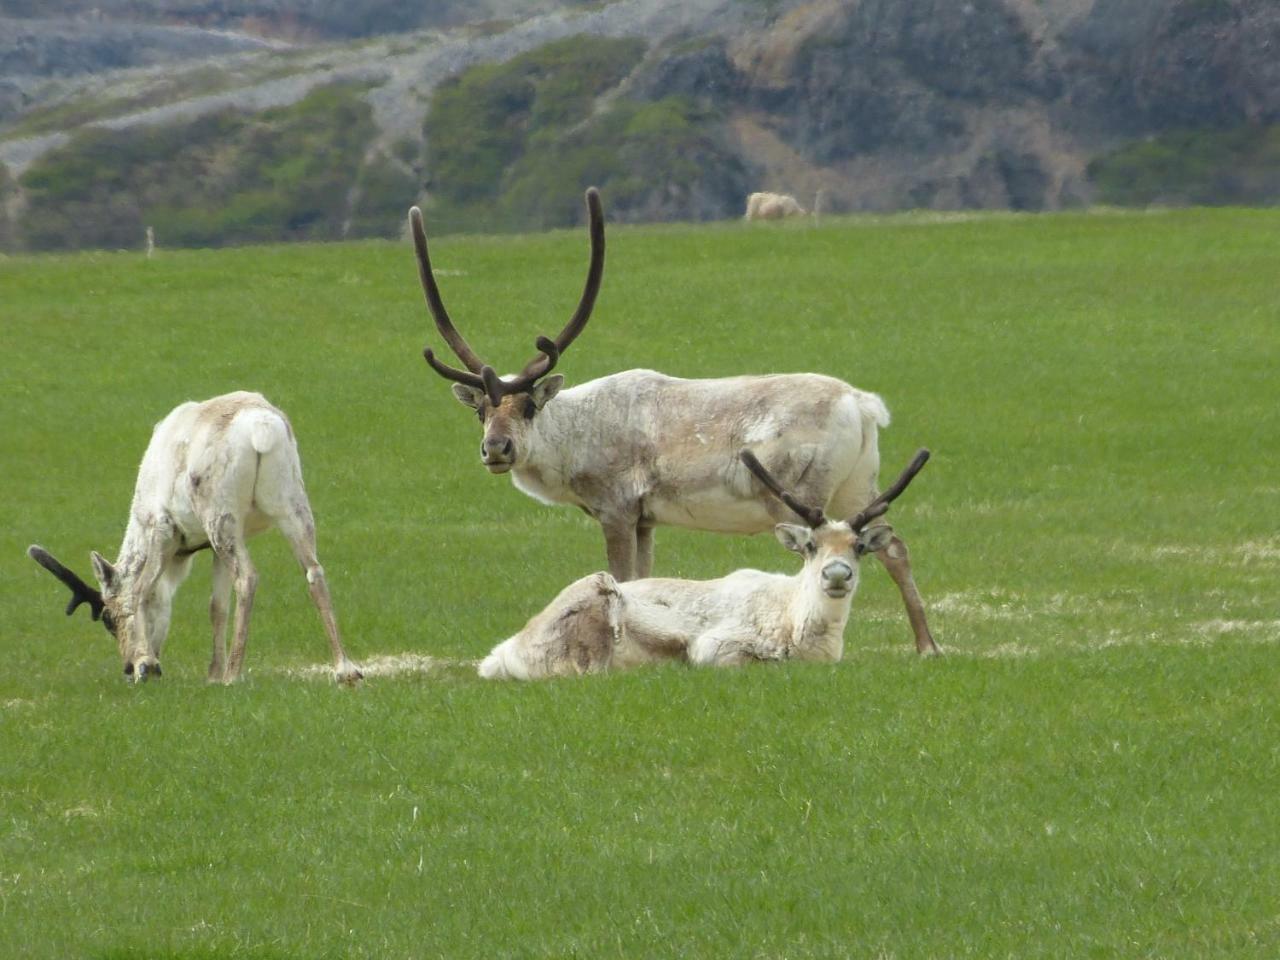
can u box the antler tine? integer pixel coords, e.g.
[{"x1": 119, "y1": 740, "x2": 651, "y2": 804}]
[
  {"x1": 532, "y1": 335, "x2": 560, "y2": 370},
  {"x1": 848, "y1": 448, "x2": 931, "y2": 531},
  {"x1": 739, "y1": 451, "x2": 828, "y2": 529},
  {"x1": 27, "y1": 544, "x2": 104, "y2": 620},
  {"x1": 435, "y1": 335, "x2": 558, "y2": 402},
  {"x1": 410, "y1": 205, "x2": 487, "y2": 375},
  {"x1": 516, "y1": 187, "x2": 605, "y2": 379},
  {"x1": 423, "y1": 348, "x2": 487, "y2": 389},
  {"x1": 503, "y1": 337, "x2": 561, "y2": 394},
  {"x1": 849, "y1": 500, "x2": 891, "y2": 530},
  {"x1": 480, "y1": 367, "x2": 505, "y2": 408}
]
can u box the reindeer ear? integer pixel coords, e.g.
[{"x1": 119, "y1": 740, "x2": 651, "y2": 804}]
[
  {"x1": 531, "y1": 375, "x2": 564, "y2": 409},
  {"x1": 855, "y1": 524, "x2": 895, "y2": 557},
  {"x1": 774, "y1": 523, "x2": 814, "y2": 555},
  {"x1": 451, "y1": 383, "x2": 485, "y2": 410},
  {"x1": 90, "y1": 551, "x2": 117, "y2": 591}
]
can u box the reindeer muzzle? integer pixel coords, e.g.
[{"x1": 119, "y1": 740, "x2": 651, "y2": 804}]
[
  {"x1": 481, "y1": 438, "x2": 515, "y2": 472},
  {"x1": 125, "y1": 659, "x2": 163, "y2": 682},
  {"x1": 821, "y1": 560, "x2": 855, "y2": 598}
]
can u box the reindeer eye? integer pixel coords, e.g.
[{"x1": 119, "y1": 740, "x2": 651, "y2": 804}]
[
  {"x1": 102, "y1": 610, "x2": 118, "y2": 636},
  {"x1": 522, "y1": 398, "x2": 537, "y2": 420}
]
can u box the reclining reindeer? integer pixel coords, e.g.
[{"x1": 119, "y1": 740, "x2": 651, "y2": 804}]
[
  {"x1": 479, "y1": 448, "x2": 929, "y2": 680},
  {"x1": 28, "y1": 391, "x2": 361, "y2": 684},
  {"x1": 410, "y1": 188, "x2": 939, "y2": 654}
]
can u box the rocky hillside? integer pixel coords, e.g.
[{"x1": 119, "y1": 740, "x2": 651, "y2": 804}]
[{"x1": 1, "y1": 0, "x2": 1277, "y2": 251}]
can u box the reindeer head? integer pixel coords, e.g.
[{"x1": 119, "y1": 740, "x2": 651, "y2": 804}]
[
  {"x1": 28, "y1": 545, "x2": 160, "y2": 681},
  {"x1": 740, "y1": 449, "x2": 930, "y2": 600},
  {"x1": 411, "y1": 188, "x2": 604, "y2": 473}
]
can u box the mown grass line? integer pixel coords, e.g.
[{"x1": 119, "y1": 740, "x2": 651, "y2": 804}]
[{"x1": 1, "y1": 208, "x2": 1277, "y2": 957}]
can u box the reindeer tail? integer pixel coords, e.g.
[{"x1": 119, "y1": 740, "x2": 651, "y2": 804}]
[
  {"x1": 857, "y1": 391, "x2": 890, "y2": 431},
  {"x1": 247, "y1": 412, "x2": 285, "y2": 456}
]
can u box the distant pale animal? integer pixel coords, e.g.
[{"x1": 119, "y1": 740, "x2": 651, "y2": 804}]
[
  {"x1": 410, "y1": 188, "x2": 938, "y2": 654},
  {"x1": 479, "y1": 449, "x2": 930, "y2": 680},
  {"x1": 29, "y1": 392, "x2": 361, "y2": 683},
  {"x1": 744, "y1": 192, "x2": 806, "y2": 220}
]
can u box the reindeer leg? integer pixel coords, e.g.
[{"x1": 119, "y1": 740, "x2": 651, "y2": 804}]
[
  {"x1": 875, "y1": 534, "x2": 940, "y2": 655},
  {"x1": 601, "y1": 517, "x2": 638, "y2": 582},
  {"x1": 827, "y1": 463, "x2": 938, "y2": 656},
  {"x1": 205, "y1": 513, "x2": 258, "y2": 685},
  {"x1": 208, "y1": 514, "x2": 257, "y2": 682},
  {"x1": 278, "y1": 508, "x2": 361, "y2": 683},
  {"x1": 208, "y1": 553, "x2": 232, "y2": 682},
  {"x1": 635, "y1": 523, "x2": 655, "y2": 579},
  {"x1": 689, "y1": 629, "x2": 785, "y2": 667},
  {"x1": 222, "y1": 545, "x2": 257, "y2": 683},
  {"x1": 304, "y1": 565, "x2": 360, "y2": 683}
]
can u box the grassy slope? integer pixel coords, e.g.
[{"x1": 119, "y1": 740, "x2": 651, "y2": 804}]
[{"x1": 0, "y1": 208, "x2": 1277, "y2": 957}]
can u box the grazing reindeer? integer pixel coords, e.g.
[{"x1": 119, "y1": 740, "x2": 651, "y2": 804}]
[
  {"x1": 479, "y1": 448, "x2": 930, "y2": 680},
  {"x1": 28, "y1": 392, "x2": 361, "y2": 684},
  {"x1": 744, "y1": 192, "x2": 806, "y2": 220},
  {"x1": 410, "y1": 188, "x2": 939, "y2": 654}
]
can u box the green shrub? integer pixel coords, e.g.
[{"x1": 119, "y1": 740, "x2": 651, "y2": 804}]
[
  {"x1": 1089, "y1": 124, "x2": 1280, "y2": 207},
  {"x1": 347, "y1": 155, "x2": 422, "y2": 239},
  {"x1": 422, "y1": 34, "x2": 751, "y2": 234},
  {"x1": 18, "y1": 82, "x2": 378, "y2": 251},
  {"x1": 499, "y1": 96, "x2": 746, "y2": 230},
  {"x1": 425, "y1": 64, "x2": 535, "y2": 204},
  {"x1": 423, "y1": 34, "x2": 647, "y2": 217}
]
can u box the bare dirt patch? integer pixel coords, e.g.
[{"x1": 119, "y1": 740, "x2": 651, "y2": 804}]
[{"x1": 286, "y1": 652, "x2": 472, "y2": 680}]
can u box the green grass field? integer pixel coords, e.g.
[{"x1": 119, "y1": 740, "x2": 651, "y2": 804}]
[{"x1": 2, "y1": 208, "x2": 1278, "y2": 958}]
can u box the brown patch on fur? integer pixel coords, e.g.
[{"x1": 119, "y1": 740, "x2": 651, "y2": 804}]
[
  {"x1": 813, "y1": 524, "x2": 858, "y2": 555},
  {"x1": 513, "y1": 574, "x2": 623, "y2": 677},
  {"x1": 483, "y1": 393, "x2": 531, "y2": 427},
  {"x1": 552, "y1": 579, "x2": 621, "y2": 675}
]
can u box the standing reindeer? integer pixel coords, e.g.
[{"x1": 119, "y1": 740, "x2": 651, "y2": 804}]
[
  {"x1": 410, "y1": 188, "x2": 939, "y2": 654},
  {"x1": 480, "y1": 448, "x2": 929, "y2": 680},
  {"x1": 28, "y1": 392, "x2": 361, "y2": 683}
]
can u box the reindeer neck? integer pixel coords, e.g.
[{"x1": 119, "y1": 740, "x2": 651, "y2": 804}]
[
  {"x1": 784, "y1": 562, "x2": 854, "y2": 655},
  {"x1": 115, "y1": 518, "x2": 154, "y2": 577},
  {"x1": 115, "y1": 511, "x2": 180, "y2": 590},
  {"x1": 511, "y1": 387, "x2": 602, "y2": 495}
]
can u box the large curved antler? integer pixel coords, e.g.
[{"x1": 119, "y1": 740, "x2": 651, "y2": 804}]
[
  {"x1": 28, "y1": 544, "x2": 105, "y2": 621},
  {"x1": 410, "y1": 205, "x2": 486, "y2": 374},
  {"x1": 423, "y1": 347, "x2": 486, "y2": 390},
  {"x1": 739, "y1": 451, "x2": 828, "y2": 529},
  {"x1": 414, "y1": 188, "x2": 605, "y2": 399},
  {"x1": 847, "y1": 449, "x2": 931, "y2": 532},
  {"x1": 514, "y1": 187, "x2": 605, "y2": 382}
]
